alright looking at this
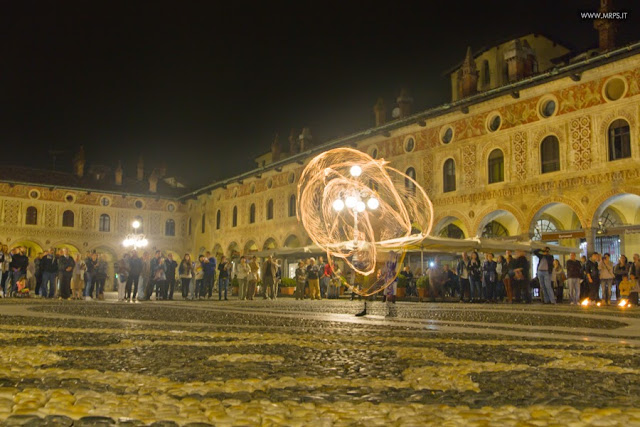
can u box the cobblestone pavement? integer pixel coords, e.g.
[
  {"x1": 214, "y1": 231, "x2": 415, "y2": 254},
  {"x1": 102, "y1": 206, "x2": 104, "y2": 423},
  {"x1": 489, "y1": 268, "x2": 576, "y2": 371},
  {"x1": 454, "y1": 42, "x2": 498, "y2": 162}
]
[{"x1": 1, "y1": 298, "x2": 639, "y2": 426}]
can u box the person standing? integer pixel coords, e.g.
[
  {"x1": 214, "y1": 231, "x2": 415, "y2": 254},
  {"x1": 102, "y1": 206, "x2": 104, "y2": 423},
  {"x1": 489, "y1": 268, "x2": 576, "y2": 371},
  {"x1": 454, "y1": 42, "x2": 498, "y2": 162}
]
[
  {"x1": 85, "y1": 252, "x2": 98, "y2": 299},
  {"x1": 71, "y1": 254, "x2": 86, "y2": 300},
  {"x1": 57, "y1": 248, "x2": 75, "y2": 300},
  {"x1": 585, "y1": 252, "x2": 601, "y2": 304},
  {"x1": 505, "y1": 252, "x2": 517, "y2": 304},
  {"x1": 235, "y1": 256, "x2": 251, "y2": 300},
  {"x1": 613, "y1": 255, "x2": 630, "y2": 302},
  {"x1": 319, "y1": 256, "x2": 330, "y2": 299},
  {"x1": 202, "y1": 251, "x2": 217, "y2": 299},
  {"x1": 152, "y1": 255, "x2": 167, "y2": 300},
  {"x1": 34, "y1": 252, "x2": 43, "y2": 297},
  {"x1": 149, "y1": 251, "x2": 163, "y2": 300},
  {"x1": 0, "y1": 245, "x2": 9, "y2": 298},
  {"x1": 248, "y1": 256, "x2": 260, "y2": 300},
  {"x1": 294, "y1": 261, "x2": 306, "y2": 300},
  {"x1": 116, "y1": 253, "x2": 129, "y2": 301},
  {"x1": 194, "y1": 255, "x2": 205, "y2": 299},
  {"x1": 629, "y1": 254, "x2": 640, "y2": 306},
  {"x1": 495, "y1": 255, "x2": 507, "y2": 301},
  {"x1": 565, "y1": 252, "x2": 582, "y2": 305},
  {"x1": 534, "y1": 247, "x2": 555, "y2": 304},
  {"x1": 9, "y1": 247, "x2": 29, "y2": 297},
  {"x1": 218, "y1": 256, "x2": 231, "y2": 301},
  {"x1": 306, "y1": 258, "x2": 321, "y2": 300},
  {"x1": 178, "y1": 254, "x2": 193, "y2": 300},
  {"x1": 551, "y1": 259, "x2": 565, "y2": 303},
  {"x1": 513, "y1": 250, "x2": 530, "y2": 303},
  {"x1": 456, "y1": 253, "x2": 470, "y2": 303},
  {"x1": 140, "y1": 252, "x2": 151, "y2": 301},
  {"x1": 40, "y1": 249, "x2": 58, "y2": 299},
  {"x1": 94, "y1": 254, "x2": 108, "y2": 300},
  {"x1": 428, "y1": 257, "x2": 445, "y2": 302},
  {"x1": 467, "y1": 252, "x2": 482, "y2": 303},
  {"x1": 274, "y1": 259, "x2": 282, "y2": 300},
  {"x1": 482, "y1": 253, "x2": 497, "y2": 303},
  {"x1": 599, "y1": 253, "x2": 614, "y2": 305},
  {"x1": 262, "y1": 255, "x2": 278, "y2": 300},
  {"x1": 165, "y1": 253, "x2": 178, "y2": 300},
  {"x1": 126, "y1": 250, "x2": 142, "y2": 302}
]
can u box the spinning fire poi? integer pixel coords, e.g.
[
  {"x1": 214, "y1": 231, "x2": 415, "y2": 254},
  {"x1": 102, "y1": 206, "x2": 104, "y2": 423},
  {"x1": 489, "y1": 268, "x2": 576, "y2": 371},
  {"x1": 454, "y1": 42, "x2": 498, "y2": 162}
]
[{"x1": 297, "y1": 147, "x2": 434, "y2": 297}]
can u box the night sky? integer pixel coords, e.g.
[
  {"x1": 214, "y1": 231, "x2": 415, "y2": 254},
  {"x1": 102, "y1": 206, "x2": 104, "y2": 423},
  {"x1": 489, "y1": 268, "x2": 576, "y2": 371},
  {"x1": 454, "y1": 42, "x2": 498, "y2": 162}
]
[{"x1": 2, "y1": 0, "x2": 638, "y2": 188}]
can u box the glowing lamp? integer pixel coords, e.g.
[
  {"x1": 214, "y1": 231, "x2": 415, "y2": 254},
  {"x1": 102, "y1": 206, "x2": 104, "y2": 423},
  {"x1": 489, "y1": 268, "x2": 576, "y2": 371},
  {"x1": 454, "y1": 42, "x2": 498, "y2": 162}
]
[
  {"x1": 429, "y1": 262, "x2": 435, "y2": 268},
  {"x1": 345, "y1": 196, "x2": 357, "y2": 209},
  {"x1": 367, "y1": 197, "x2": 379, "y2": 210},
  {"x1": 349, "y1": 165, "x2": 362, "y2": 177},
  {"x1": 132, "y1": 220, "x2": 141, "y2": 229},
  {"x1": 355, "y1": 201, "x2": 366, "y2": 213},
  {"x1": 332, "y1": 199, "x2": 345, "y2": 212}
]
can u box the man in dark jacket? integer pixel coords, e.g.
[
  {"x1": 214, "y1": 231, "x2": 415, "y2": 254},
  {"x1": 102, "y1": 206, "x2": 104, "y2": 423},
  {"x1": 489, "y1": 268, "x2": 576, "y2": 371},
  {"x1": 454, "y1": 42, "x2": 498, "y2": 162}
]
[
  {"x1": 57, "y1": 248, "x2": 75, "y2": 300},
  {"x1": 513, "y1": 250, "x2": 530, "y2": 303},
  {"x1": 165, "y1": 253, "x2": 178, "y2": 300},
  {"x1": 202, "y1": 251, "x2": 217, "y2": 298},
  {"x1": 565, "y1": 252, "x2": 583, "y2": 305},
  {"x1": 9, "y1": 247, "x2": 29, "y2": 295},
  {"x1": 585, "y1": 252, "x2": 601, "y2": 303},
  {"x1": 456, "y1": 253, "x2": 470, "y2": 302},
  {"x1": 126, "y1": 250, "x2": 143, "y2": 301},
  {"x1": 40, "y1": 249, "x2": 59, "y2": 298},
  {"x1": 85, "y1": 252, "x2": 98, "y2": 298}
]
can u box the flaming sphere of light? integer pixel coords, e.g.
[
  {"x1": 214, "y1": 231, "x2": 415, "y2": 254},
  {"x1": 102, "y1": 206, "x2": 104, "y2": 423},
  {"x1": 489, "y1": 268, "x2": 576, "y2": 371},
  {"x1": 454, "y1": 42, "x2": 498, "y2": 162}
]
[{"x1": 297, "y1": 147, "x2": 433, "y2": 296}]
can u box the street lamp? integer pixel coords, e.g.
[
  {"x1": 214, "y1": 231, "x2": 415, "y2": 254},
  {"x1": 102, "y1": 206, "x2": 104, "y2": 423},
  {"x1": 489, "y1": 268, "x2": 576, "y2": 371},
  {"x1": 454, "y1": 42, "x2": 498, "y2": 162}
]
[
  {"x1": 332, "y1": 164, "x2": 379, "y2": 247},
  {"x1": 123, "y1": 220, "x2": 148, "y2": 249}
]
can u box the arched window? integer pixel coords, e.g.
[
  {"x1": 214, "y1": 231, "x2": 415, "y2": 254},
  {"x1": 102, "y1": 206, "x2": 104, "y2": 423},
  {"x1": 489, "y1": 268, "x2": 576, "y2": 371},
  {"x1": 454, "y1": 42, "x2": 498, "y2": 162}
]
[
  {"x1": 232, "y1": 206, "x2": 238, "y2": 227},
  {"x1": 165, "y1": 219, "x2": 175, "y2": 236},
  {"x1": 488, "y1": 149, "x2": 504, "y2": 184},
  {"x1": 540, "y1": 135, "x2": 560, "y2": 173},
  {"x1": 25, "y1": 206, "x2": 37, "y2": 225},
  {"x1": 608, "y1": 119, "x2": 631, "y2": 161},
  {"x1": 266, "y1": 199, "x2": 274, "y2": 220},
  {"x1": 481, "y1": 220, "x2": 509, "y2": 238},
  {"x1": 188, "y1": 218, "x2": 192, "y2": 235},
  {"x1": 438, "y1": 223, "x2": 465, "y2": 239},
  {"x1": 482, "y1": 60, "x2": 490, "y2": 86},
  {"x1": 533, "y1": 218, "x2": 557, "y2": 241},
  {"x1": 201, "y1": 213, "x2": 206, "y2": 233},
  {"x1": 62, "y1": 210, "x2": 75, "y2": 227},
  {"x1": 288, "y1": 195, "x2": 296, "y2": 217},
  {"x1": 216, "y1": 210, "x2": 221, "y2": 230},
  {"x1": 443, "y1": 159, "x2": 456, "y2": 193},
  {"x1": 249, "y1": 204, "x2": 256, "y2": 224},
  {"x1": 99, "y1": 214, "x2": 110, "y2": 232},
  {"x1": 405, "y1": 167, "x2": 416, "y2": 194}
]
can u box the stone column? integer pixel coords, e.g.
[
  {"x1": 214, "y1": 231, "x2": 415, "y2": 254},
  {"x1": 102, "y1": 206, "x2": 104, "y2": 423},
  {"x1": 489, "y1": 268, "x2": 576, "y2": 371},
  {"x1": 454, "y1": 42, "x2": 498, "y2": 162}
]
[{"x1": 584, "y1": 227, "x2": 597, "y2": 255}]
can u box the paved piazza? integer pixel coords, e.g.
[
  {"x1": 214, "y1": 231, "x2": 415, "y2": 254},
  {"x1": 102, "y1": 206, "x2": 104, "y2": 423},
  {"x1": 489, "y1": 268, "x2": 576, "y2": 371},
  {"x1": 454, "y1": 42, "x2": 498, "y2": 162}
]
[{"x1": 1, "y1": 298, "x2": 640, "y2": 426}]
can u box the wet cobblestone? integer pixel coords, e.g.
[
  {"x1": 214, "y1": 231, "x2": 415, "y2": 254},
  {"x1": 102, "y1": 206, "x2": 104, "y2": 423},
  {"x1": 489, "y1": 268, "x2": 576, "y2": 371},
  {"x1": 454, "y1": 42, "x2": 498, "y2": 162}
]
[{"x1": 0, "y1": 299, "x2": 638, "y2": 425}]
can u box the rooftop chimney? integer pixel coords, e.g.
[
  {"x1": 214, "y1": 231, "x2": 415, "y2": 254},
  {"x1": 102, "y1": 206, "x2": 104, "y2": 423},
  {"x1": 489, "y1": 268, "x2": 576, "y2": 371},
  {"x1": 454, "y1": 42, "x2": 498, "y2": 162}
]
[
  {"x1": 271, "y1": 133, "x2": 281, "y2": 162},
  {"x1": 288, "y1": 128, "x2": 299, "y2": 154},
  {"x1": 396, "y1": 89, "x2": 413, "y2": 119},
  {"x1": 504, "y1": 39, "x2": 536, "y2": 82},
  {"x1": 594, "y1": 0, "x2": 617, "y2": 51},
  {"x1": 299, "y1": 128, "x2": 312, "y2": 152},
  {"x1": 73, "y1": 146, "x2": 85, "y2": 178},
  {"x1": 115, "y1": 161, "x2": 123, "y2": 186},
  {"x1": 460, "y1": 47, "x2": 478, "y2": 98},
  {"x1": 373, "y1": 98, "x2": 386, "y2": 126},
  {"x1": 148, "y1": 170, "x2": 158, "y2": 193},
  {"x1": 137, "y1": 155, "x2": 144, "y2": 181}
]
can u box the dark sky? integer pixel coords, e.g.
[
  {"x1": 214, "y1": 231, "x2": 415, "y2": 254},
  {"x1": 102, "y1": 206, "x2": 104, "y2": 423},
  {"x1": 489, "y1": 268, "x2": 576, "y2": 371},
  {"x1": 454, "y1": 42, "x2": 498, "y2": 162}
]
[{"x1": 2, "y1": 0, "x2": 638, "y2": 187}]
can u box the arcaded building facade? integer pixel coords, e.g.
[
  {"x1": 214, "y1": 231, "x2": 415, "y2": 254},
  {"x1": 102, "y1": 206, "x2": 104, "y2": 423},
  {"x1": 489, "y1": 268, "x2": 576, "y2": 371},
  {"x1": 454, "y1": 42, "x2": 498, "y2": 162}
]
[{"x1": 186, "y1": 32, "x2": 640, "y2": 275}]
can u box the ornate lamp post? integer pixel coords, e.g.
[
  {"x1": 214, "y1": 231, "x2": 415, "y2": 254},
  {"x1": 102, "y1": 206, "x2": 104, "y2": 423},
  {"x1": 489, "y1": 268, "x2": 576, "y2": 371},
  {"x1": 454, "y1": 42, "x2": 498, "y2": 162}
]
[
  {"x1": 122, "y1": 220, "x2": 148, "y2": 249},
  {"x1": 331, "y1": 164, "x2": 379, "y2": 248}
]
